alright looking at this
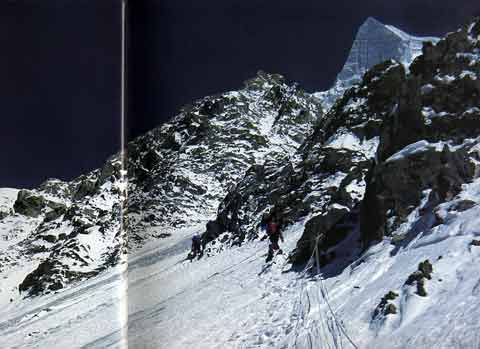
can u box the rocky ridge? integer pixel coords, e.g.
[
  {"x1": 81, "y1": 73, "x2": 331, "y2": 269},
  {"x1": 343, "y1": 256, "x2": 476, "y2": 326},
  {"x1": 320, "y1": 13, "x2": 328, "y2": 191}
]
[
  {"x1": 126, "y1": 71, "x2": 323, "y2": 245},
  {"x1": 203, "y1": 17, "x2": 480, "y2": 270},
  {"x1": 0, "y1": 72, "x2": 323, "y2": 298},
  {"x1": 0, "y1": 156, "x2": 126, "y2": 297}
]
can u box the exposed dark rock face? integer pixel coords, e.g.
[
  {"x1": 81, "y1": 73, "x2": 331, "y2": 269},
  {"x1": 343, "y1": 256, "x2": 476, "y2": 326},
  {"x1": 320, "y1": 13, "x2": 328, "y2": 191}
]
[
  {"x1": 14, "y1": 190, "x2": 47, "y2": 218},
  {"x1": 405, "y1": 260, "x2": 433, "y2": 297},
  {"x1": 361, "y1": 19, "x2": 480, "y2": 247},
  {"x1": 471, "y1": 239, "x2": 480, "y2": 246},
  {"x1": 2, "y1": 156, "x2": 126, "y2": 297},
  {"x1": 361, "y1": 141, "x2": 476, "y2": 245},
  {"x1": 127, "y1": 71, "x2": 323, "y2": 245},
  {"x1": 373, "y1": 290, "x2": 399, "y2": 319},
  {"x1": 204, "y1": 60, "x2": 406, "y2": 262}
]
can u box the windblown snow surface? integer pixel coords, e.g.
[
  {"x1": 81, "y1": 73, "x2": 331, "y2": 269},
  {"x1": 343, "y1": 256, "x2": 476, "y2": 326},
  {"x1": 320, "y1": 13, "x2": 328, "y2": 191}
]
[
  {"x1": 0, "y1": 265, "x2": 127, "y2": 348},
  {"x1": 2, "y1": 179, "x2": 479, "y2": 348},
  {"x1": 0, "y1": 188, "x2": 128, "y2": 348},
  {"x1": 127, "y1": 177, "x2": 480, "y2": 349}
]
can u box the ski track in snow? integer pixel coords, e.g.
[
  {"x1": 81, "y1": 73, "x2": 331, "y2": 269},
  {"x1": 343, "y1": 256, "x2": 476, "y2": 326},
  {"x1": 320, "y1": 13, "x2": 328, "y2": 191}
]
[
  {"x1": 125, "y1": 182, "x2": 480, "y2": 349},
  {"x1": 2, "y1": 179, "x2": 480, "y2": 348},
  {"x1": 127, "y1": 222, "x2": 308, "y2": 349},
  {"x1": 0, "y1": 265, "x2": 127, "y2": 348}
]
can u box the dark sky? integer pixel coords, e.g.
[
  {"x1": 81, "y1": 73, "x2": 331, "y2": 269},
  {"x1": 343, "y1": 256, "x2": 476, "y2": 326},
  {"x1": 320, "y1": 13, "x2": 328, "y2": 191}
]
[
  {"x1": 1, "y1": 0, "x2": 480, "y2": 188},
  {"x1": 0, "y1": 0, "x2": 121, "y2": 188}
]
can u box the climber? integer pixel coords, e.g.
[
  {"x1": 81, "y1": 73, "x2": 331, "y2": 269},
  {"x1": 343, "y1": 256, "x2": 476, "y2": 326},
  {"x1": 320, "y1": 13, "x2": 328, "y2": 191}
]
[
  {"x1": 264, "y1": 216, "x2": 284, "y2": 262},
  {"x1": 190, "y1": 232, "x2": 203, "y2": 259}
]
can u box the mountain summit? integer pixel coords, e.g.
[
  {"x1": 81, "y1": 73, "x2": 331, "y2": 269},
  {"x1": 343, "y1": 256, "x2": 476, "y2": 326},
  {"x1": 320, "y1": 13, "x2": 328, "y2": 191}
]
[
  {"x1": 316, "y1": 17, "x2": 439, "y2": 109},
  {"x1": 337, "y1": 17, "x2": 439, "y2": 83}
]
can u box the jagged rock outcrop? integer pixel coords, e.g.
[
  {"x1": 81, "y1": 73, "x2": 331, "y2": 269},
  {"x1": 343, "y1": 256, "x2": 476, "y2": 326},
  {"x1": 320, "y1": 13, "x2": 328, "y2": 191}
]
[
  {"x1": 127, "y1": 71, "x2": 322, "y2": 245},
  {"x1": 203, "y1": 18, "x2": 480, "y2": 268},
  {"x1": 204, "y1": 60, "x2": 406, "y2": 261},
  {"x1": 13, "y1": 190, "x2": 47, "y2": 218},
  {"x1": 373, "y1": 290, "x2": 399, "y2": 319},
  {"x1": 0, "y1": 156, "x2": 126, "y2": 297},
  {"x1": 302, "y1": 18, "x2": 480, "y2": 262},
  {"x1": 404, "y1": 260, "x2": 433, "y2": 297},
  {"x1": 361, "y1": 18, "x2": 480, "y2": 246}
]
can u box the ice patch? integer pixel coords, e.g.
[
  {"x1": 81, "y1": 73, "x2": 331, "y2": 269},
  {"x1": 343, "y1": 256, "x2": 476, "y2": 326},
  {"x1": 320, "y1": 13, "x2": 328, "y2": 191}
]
[
  {"x1": 385, "y1": 140, "x2": 446, "y2": 163},
  {"x1": 434, "y1": 74, "x2": 456, "y2": 84}
]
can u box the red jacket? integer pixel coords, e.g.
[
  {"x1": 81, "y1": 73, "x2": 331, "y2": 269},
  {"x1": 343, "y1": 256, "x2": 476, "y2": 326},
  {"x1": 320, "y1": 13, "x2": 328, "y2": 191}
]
[
  {"x1": 266, "y1": 222, "x2": 277, "y2": 234},
  {"x1": 267, "y1": 222, "x2": 283, "y2": 240}
]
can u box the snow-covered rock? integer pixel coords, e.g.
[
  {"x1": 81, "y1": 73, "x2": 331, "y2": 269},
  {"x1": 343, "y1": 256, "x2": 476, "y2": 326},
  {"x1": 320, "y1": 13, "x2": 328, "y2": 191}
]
[
  {"x1": 203, "y1": 59, "x2": 405, "y2": 261},
  {"x1": 0, "y1": 155, "x2": 126, "y2": 299},
  {"x1": 127, "y1": 71, "x2": 323, "y2": 246}
]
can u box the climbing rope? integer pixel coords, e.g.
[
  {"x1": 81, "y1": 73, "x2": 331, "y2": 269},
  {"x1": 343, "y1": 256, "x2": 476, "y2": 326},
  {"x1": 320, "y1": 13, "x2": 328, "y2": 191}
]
[
  {"x1": 313, "y1": 235, "x2": 359, "y2": 349},
  {"x1": 290, "y1": 234, "x2": 359, "y2": 349}
]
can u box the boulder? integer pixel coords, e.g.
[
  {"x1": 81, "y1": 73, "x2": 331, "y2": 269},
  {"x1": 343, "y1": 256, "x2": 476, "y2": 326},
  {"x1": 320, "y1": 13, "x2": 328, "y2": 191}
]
[
  {"x1": 73, "y1": 178, "x2": 97, "y2": 200},
  {"x1": 373, "y1": 290, "x2": 399, "y2": 319},
  {"x1": 44, "y1": 202, "x2": 67, "y2": 222},
  {"x1": 13, "y1": 190, "x2": 46, "y2": 217},
  {"x1": 404, "y1": 260, "x2": 433, "y2": 297}
]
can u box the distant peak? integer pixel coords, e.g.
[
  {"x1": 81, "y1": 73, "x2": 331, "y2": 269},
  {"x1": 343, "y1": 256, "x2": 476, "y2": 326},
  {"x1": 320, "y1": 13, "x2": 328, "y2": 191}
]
[{"x1": 361, "y1": 16, "x2": 384, "y2": 28}]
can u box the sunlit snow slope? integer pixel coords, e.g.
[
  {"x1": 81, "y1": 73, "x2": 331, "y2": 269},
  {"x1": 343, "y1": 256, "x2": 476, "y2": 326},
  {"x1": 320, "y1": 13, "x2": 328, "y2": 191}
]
[
  {"x1": 127, "y1": 17, "x2": 480, "y2": 349},
  {"x1": 0, "y1": 265, "x2": 127, "y2": 348},
  {"x1": 127, "y1": 175, "x2": 480, "y2": 349}
]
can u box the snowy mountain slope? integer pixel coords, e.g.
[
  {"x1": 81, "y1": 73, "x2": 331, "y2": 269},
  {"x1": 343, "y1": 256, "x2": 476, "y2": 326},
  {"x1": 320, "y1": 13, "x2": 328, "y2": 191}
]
[
  {"x1": 203, "y1": 59, "x2": 405, "y2": 255},
  {"x1": 0, "y1": 161, "x2": 128, "y2": 348},
  {"x1": 206, "y1": 17, "x2": 480, "y2": 266},
  {"x1": 0, "y1": 265, "x2": 127, "y2": 348},
  {"x1": 315, "y1": 17, "x2": 439, "y2": 110},
  {"x1": 4, "y1": 170, "x2": 477, "y2": 348},
  {"x1": 0, "y1": 71, "x2": 322, "y2": 347},
  {"x1": 0, "y1": 154, "x2": 127, "y2": 301},
  {"x1": 127, "y1": 177, "x2": 480, "y2": 348},
  {"x1": 127, "y1": 221, "x2": 306, "y2": 349},
  {"x1": 127, "y1": 71, "x2": 322, "y2": 246},
  {"x1": 153, "y1": 17, "x2": 480, "y2": 348},
  {"x1": 291, "y1": 177, "x2": 480, "y2": 349},
  {"x1": 0, "y1": 66, "x2": 322, "y2": 349}
]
